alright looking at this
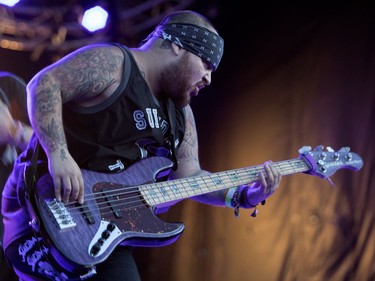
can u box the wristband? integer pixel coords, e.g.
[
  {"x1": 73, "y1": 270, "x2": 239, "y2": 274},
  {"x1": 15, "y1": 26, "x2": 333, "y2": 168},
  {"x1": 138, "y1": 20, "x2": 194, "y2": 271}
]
[
  {"x1": 225, "y1": 187, "x2": 241, "y2": 218},
  {"x1": 225, "y1": 187, "x2": 237, "y2": 208},
  {"x1": 226, "y1": 185, "x2": 266, "y2": 218}
]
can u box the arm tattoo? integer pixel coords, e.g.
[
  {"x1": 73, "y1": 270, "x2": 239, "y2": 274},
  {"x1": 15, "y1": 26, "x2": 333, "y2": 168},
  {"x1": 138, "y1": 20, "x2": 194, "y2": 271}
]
[
  {"x1": 60, "y1": 148, "x2": 67, "y2": 161},
  {"x1": 178, "y1": 106, "x2": 199, "y2": 164},
  {"x1": 32, "y1": 76, "x2": 65, "y2": 153},
  {"x1": 30, "y1": 45, "x2": 122, "y2": 154},
  {"x1": 54, "y1": 47, "x2": 121, "y2": 100}
]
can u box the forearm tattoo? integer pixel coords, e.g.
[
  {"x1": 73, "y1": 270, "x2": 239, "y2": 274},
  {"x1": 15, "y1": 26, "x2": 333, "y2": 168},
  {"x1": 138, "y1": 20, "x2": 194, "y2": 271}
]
[
  {"x1": 178, "y1": 106, "x2": 199, "y2": 164},
  {"x1": 33, "y1": 76, "x2": 65, "y2": 152}
]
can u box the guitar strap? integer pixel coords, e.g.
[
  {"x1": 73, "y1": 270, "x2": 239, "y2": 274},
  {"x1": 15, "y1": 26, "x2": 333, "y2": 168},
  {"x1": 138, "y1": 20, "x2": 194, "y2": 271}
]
[
  {"x1": 23, "y1": 140, "x2": 40, "y2": 231},
  {"x1": 166, "y1": 98, "x2": 179, "y2": 171}
]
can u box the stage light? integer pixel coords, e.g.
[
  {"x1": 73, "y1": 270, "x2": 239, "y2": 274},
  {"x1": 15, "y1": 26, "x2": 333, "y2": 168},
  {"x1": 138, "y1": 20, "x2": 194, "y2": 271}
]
[
  {"x1": 81, "y1": 5, "x2": 109, "y2": 32},
  {"x1": 0, "y1": 0, "x2": 20, "y2": 7}
]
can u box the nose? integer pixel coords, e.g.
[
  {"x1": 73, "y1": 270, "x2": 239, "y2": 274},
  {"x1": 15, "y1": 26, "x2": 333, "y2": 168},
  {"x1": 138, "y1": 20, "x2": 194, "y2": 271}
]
[{"x1": 203, "y1": 72, "x2": 211, "y2": 86}]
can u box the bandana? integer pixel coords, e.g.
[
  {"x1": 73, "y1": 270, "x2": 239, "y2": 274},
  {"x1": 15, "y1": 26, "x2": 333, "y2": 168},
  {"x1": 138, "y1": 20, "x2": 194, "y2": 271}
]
[{"x1": 152, "y1": 23, "x2": 224, "y2": 71}]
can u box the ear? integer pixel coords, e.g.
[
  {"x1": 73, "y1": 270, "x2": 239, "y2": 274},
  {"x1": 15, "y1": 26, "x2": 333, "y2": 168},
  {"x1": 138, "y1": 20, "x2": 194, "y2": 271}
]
[{"x1": 171, "y1": 43, "x2": 182, "y2": 56}]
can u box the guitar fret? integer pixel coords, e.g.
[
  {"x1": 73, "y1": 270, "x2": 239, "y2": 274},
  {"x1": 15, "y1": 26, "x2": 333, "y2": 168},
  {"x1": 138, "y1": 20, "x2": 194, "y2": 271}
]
[
  {"x1": 227, "y1": 169, "x2": 249, "y2": 187},
  {"x1": 143, "y1": 184, "x2": 158, "y2": 205},
  {"x1": 246, "y1": 168, "x2": 259, "y2": 178},
  {"x1": 196, "y1": 177, "x2": 211, "y2": 194},
  {"x1": 176, "y1": 179, "x2": 190, "y2": 198},
  {"x1": 210, "y1": 174, "x2": 224, "y2": 185},
  {"x1": 278, "y1": 159, "x2": 309, "y2": 175},
  {"x1": 184, "y1": 178, "x2": 204, "y2": 196},
  {"x1": 227, "y1": 171, "x2": 240, "y2": 182},
  {"x1": 163, "y1": 182, "x2": 176, "y2": 202},
  {"x1": 168, "y1": 183, "x2": 180, "y2": 195},
  {"x1": 187, "y1": 178, "x2": 200, "y2": 190},
  {"x1": 157, "y1": 183, "x2": 168, "y2": 197}
]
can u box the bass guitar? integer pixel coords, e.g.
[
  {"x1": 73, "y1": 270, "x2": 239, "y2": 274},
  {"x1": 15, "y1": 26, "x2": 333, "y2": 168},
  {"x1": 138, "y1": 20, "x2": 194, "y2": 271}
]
[{"x1": 33, "y1": 145, "x2": 363, "y2": 267}]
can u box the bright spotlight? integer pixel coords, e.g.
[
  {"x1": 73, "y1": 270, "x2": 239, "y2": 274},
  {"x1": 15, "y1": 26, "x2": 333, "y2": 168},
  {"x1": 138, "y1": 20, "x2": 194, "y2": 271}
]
[
  {"x1": 0, "y1": 0, "x2": 20, "y2": 6},
  {"x1": 81, "y1": 5, "x2": 109, "y2": 32}
]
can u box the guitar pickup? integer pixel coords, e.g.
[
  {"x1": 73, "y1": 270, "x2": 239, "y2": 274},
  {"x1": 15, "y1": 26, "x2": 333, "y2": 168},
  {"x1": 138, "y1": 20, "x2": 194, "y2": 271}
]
[
  {"x1": 101, "y1": 190, "x2": 123, "y2": 218},
  {"x1": 77, "y1": 203, "x2": 95, "y2": 225}
]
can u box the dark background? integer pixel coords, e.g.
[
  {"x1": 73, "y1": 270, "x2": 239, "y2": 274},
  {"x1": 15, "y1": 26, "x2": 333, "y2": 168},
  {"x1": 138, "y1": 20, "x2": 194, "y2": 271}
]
[{"x1": 1, "y1": 1, "x2": 375, "y2": 280}]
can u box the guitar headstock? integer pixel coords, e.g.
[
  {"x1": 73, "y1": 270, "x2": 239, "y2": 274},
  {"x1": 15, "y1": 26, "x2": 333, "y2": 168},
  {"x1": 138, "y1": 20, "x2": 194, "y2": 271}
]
[{"x1": 298, "y1": 145, "x2": 364, "y2": 179}]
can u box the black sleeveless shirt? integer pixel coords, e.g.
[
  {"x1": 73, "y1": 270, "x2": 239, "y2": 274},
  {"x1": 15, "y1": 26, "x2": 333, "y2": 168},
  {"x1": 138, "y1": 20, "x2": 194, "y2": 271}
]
[
  {"x1": 61, "y1": 44, "x2": 186, "y2": 172},
  {"x1": 1, "y1": 45, "x2": 186, "y2": 250}
]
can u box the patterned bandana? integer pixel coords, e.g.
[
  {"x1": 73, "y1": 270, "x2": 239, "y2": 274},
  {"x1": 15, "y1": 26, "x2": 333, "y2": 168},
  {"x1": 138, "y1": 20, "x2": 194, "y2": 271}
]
[{"x1": 152, "y1": 23, "x2": 224, "y2": 71}]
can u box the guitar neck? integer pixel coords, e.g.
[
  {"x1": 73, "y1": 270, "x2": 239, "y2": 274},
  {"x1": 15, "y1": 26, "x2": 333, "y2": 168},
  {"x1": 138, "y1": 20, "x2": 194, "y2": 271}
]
[{"x1": 140, "y1": 158, "x2": 310, "y2": 206}]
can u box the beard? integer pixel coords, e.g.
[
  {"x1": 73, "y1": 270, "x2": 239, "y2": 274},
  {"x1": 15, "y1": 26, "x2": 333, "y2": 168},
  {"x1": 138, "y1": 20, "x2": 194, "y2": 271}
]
[{"x1": 159, "y1": 53, "x2": 193, "y2": 107}]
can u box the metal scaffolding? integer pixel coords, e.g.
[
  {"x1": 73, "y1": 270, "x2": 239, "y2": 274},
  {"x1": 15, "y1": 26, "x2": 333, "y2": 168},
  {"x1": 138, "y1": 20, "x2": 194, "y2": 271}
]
[{"x1": 0, "y1": 0, "x2": 197, "y2": 60}]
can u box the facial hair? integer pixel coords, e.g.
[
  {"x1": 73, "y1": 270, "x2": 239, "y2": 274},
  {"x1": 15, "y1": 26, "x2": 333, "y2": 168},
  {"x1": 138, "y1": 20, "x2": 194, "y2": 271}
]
[{"x1": 159, "y1": 53, "x2": 192, "y2": 107}]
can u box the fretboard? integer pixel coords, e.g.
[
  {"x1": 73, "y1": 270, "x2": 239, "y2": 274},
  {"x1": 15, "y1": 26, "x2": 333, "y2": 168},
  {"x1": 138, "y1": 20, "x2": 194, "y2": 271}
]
[{"x1": 140, "y1": 158, "x2": 309, "y2": 205}]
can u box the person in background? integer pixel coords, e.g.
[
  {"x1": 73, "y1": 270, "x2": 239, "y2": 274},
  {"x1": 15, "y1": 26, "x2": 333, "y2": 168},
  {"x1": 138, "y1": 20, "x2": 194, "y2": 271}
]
[
  {"x1": 0, "y1": 71, "x2": 33, "y2": 281},
  {"x1": 2, "y1": 10, "x2": 282, "y2": 281}
]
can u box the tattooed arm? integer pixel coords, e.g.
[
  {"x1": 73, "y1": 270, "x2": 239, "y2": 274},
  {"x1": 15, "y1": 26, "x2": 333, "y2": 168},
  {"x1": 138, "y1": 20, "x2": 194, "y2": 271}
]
[
  {"x1": 27, "y1": 44, "x2": 124, "y2": 204},
  {"x1": 170, "y1": 105, "x2": 227, "y2": 206}
]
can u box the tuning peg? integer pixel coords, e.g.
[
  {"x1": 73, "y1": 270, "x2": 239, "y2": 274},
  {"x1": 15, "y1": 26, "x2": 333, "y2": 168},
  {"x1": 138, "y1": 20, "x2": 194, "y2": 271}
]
[
  {"x1": 314, "y1": 145, "x2": 324, "y2": 151},
  {"x1": 337, "y1": 147, "x2": 352, "y2": 160},
  {"x1": 345, "y1": 153, "x2": 353, "y2": 161},
  {"x1": 338, "y1": 147, "x2": 351, "y2": 153},
  {"x1": 298, "y1": 146, "x2": 312, "y2": 153},
  {"x1": 332, "y1": 152, "x2": 340, "y2": 160},
  {"x1": 326, "y1": 146, "x2": 334, "y2": 152}
]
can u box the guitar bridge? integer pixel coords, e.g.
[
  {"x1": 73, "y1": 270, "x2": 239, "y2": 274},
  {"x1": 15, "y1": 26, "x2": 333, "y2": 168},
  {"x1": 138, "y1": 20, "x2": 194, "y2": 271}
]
[{"x1": 44, "y1": 199, "x2": 76, "y2": 230}]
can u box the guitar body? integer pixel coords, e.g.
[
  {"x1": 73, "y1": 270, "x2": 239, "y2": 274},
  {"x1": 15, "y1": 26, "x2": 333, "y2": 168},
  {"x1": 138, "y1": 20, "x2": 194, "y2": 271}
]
[{"x1": 34, "y1": 156, "x2": 185, "y2": 267}]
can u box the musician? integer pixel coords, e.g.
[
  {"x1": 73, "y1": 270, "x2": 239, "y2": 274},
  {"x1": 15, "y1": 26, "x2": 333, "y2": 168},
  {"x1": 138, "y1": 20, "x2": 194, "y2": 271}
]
[
  {"x1": 1, "y1": 10, "x2": 282, "y2": 280},
  {"x1": 0, "y1": 72, "x2": 33, "y2": 281}
]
